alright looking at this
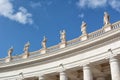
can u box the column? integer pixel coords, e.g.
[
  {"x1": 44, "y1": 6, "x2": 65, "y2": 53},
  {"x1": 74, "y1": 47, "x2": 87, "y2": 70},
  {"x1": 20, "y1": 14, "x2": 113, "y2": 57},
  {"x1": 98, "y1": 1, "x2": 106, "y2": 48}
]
[
  {"x1": 109, "y1": 57, "x2": 120, "y2": 80},
  {"x1": 83, "y1": 65, "x2": 93, "y2": 80},
  {"x1": 60, "y1": 71, "x2": 67, "y2": 80},
  {"x1": 39, "y1": 76, "x2": 44, "y2": 80}
]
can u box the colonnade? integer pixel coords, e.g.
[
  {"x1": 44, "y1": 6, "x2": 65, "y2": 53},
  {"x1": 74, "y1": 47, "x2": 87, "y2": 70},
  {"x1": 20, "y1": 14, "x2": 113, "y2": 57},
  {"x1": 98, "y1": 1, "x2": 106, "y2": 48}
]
[{"x1": 37, "y1": 57, "x2": 120, "y2": 80}]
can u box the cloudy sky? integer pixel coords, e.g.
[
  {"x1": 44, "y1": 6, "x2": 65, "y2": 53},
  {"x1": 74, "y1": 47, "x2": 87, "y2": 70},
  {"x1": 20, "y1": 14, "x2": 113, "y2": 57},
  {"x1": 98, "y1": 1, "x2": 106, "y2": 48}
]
[{"x1": 0, "y1": 0, "x2": 120, "y2": 58}]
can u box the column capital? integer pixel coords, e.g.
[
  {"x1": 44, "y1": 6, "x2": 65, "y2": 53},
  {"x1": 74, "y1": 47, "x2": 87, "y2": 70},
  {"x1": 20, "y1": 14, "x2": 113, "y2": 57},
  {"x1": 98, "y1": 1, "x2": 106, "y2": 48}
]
[
  {"x1": 83, "y1": 65, "x2": 91, "y2": 70},
  {"x1": 109, "y1": 57, "x2": 119, "y2": 63},
  {"x1": 83, "y1": 64, "x2": 93, "y2": 80},
  {"x1": 59, "y1": 71, "x2": 67, "y2": 80},
  {"x1": 80, "y1": 62, "x2": 90, "y2": 67},
  {"x1": 60, "y1": 71, "x2": 66, "y2": 75}
]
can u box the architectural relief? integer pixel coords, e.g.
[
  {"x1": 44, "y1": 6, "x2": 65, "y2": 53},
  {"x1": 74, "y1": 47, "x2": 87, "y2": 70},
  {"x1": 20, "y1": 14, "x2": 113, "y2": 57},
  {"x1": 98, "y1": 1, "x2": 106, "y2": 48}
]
[
  {"x1": 7, "y1": 46, "x2": 13, "y2": 58},
  {"x1": 24, "y1": 41, "x2": 30, "y2": 53},
  {"x1": 41, "y1": 36, "x2": 47, "y2": 49},
  {"x1": 23, "y1": 41, "x2": 30, "y2": 58},
  {"x1": 81, "y1": 21, "x2": 87, "y2": 36},
  {"x1": 0, "y1": 12, "x2": 120, "y2": 80},
  {"x1": 104, "y1": 12, "x2": 110, "y2": 25},
  {"x1": 60, "y1": 30, "x2": 66, "y2": 43}
]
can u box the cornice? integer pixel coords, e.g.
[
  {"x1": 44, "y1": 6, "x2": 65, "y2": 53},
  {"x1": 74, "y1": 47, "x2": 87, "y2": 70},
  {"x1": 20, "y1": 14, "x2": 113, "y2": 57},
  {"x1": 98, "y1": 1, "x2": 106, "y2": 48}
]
[{"x1": 0, "y1": 21, "x2": 120, "y2": 69}]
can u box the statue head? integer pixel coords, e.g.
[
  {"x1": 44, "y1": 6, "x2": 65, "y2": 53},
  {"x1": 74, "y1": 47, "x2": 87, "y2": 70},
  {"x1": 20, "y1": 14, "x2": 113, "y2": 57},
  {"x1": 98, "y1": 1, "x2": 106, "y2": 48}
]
[
  {"x1": 82, "y1": 21, "x2": 85, "y2": 24},
  {"x1": 43, "y1": 36, "x2": 47, "y2": 42},
  {"x1": 104, "y1": 12, "x2": 108, "y2": 15},
  {"x1": 25, "y1": 41, "x2": 30, "y2": 47},
  {"x1": 8, "y1": 46, "x2": 13, "y2": 52}
]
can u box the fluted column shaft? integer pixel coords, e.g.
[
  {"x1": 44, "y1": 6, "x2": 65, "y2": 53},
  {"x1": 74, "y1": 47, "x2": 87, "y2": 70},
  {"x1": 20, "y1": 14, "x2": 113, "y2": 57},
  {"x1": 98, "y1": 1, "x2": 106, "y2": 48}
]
[
  {"x1": 83, "y1": 65, "x2": 93, "y2": 80},
  {"x1": 60, "y1": 71, "x2": 67, "y2": 80},
  {"x1": 109, "y1": 57, "x2": 120, "y2": 80},
  {"x1": 39, "y1": 76, "x2": 44, "y2": 80}
]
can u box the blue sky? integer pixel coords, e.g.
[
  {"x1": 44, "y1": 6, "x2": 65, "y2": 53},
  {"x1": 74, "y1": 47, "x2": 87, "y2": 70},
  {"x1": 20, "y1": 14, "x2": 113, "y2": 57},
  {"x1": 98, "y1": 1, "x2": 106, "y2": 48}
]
[{"x1": 0, "y1": 0, "x2": 120, "y2": 58}]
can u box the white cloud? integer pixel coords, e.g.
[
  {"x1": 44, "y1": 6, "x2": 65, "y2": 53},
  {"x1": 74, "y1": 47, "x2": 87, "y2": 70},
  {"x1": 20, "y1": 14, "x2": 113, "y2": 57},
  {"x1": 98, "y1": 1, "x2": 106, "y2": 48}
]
[
  {"x1": 30, "y1": 2, "x2": 42, "y2": 8},
  {"x1": 0, "y1": 0, "x2": 33, "y2": 24},
  {"x1": 77, "y1": 0, "x2": 107, "y2": 9},
  {"x1": 77, "y1": 0, "x2": 120, "y2": 13},
  {"x1": 109, "y1": 0, "x2": 120, "y2": 12}
]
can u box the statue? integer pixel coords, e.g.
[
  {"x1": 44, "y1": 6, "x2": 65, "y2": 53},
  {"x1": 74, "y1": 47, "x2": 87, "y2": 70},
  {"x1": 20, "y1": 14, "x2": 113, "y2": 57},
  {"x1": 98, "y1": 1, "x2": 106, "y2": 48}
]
[
  {"x1": 8, "y1": 46, "x2": 13, "y2": 58},
  {"x1": 24, "y1": 41, "x2": 30, "y2": 54},
  {"x1": 81, "y1": 21, "x2": 87, "y2": 35},
  {"x1": 60, "y1": 30, "x2": 66, "y2": 43},
  {"x1": 41, "y1": 36, "x2": 47, "y2": 49},
  {"x1": 104, "y1": 12, "x2": 110, "y2": 25}
]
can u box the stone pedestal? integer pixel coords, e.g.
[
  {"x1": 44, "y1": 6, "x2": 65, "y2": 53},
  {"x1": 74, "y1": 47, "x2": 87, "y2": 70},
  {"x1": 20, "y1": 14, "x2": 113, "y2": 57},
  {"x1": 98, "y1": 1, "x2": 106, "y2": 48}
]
[
  {"x1": 22, "y1": 53, "x2": 29, "y2": 59},
  {"x1": 5, "y1": 57, "x2": 12, "y2": 62},
  {"x1": 103, "y1": 24, "x2": 112, "y2": 32},
  {"x1": 83, "y1": 65, "x2": 93, "y2": 80},
  {"x1": 109, "y1": 57, "x2": 120, "y2": 80},
  {"x1": 59, "y1": 42, "x2": 67, "y2": 48},
  {"x1": 40, "y1": 49, "x2": 47, "y2": 54},
  {"x1": 60, "y1": 71, "x2": 67, "y2": 80},
  {"x1": 80, "y1": 34, "x2": 88, "y2": 41}
]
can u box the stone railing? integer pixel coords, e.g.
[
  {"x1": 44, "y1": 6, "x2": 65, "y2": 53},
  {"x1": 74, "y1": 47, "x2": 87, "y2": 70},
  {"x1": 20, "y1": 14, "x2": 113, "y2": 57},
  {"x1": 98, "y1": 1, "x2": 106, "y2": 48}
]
[
  {"x1": 112, "y1": 21, "x2": 120, "y2": 29},
  {"x1": 0, "y1": 58, "x2": 6, "y2": 64},
  {"x1": 0, "y1": 21, "x2": 120, "y2": 63},
  {"x1": 88, "y1": 28, "x2": 105, "y2": 39}
]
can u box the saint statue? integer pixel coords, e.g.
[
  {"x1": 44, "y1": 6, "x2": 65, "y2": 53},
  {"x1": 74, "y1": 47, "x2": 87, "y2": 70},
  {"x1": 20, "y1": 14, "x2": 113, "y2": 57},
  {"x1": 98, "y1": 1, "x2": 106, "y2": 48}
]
[
  {"x1": 104, "y1": 12, "x2": 110, "y2": 25},
  {"x1": 81, "y1": 21, "x2": 87, "y2": 35},
  {"x1": 41, "y1": 36, "x2": 47, "y2": 49},
  {"x1": 8, "y1": 46, "x2": 13, "y2": 58},
  {"x1": 24, "y1": 41, "x2": 30, "y2": 54},
  {"x1": 60, "y1": 30, "x2": 66, "y2": 43}
]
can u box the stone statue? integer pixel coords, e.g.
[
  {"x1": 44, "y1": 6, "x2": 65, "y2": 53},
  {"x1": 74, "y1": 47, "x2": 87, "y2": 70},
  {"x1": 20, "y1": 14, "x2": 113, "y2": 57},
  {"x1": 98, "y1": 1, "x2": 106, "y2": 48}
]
[
  {"x1": 104, "y1": 12, "x2": 110, "y2": 25},
  {"x1": 8, "y1": 46, "x2": 13, "y2": 58},
  {"x1": 81, "y1": 21, "x2": 87, "y2": 35},
  {"x1": 41, "y1": 36, "x2": 47, "y2": 49},
  {"x1": 24, "y1": 41, "x2": 30, "y2": 54},
  {"x1": 60, "y1": 30, "x2": 66, "y2": 43}
]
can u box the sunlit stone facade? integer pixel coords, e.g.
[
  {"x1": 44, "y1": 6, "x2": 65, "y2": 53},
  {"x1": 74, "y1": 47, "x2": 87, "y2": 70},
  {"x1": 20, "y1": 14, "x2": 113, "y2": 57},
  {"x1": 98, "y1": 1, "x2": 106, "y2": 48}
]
[{"x1": 0, "y1": 12, "x2": 120, "y2": 80}]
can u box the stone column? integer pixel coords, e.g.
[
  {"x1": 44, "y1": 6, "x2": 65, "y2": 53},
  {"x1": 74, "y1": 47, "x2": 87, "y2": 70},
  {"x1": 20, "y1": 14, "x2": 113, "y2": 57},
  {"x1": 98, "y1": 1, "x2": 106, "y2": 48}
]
[
  {"x1": 83, "y1": 65, "x2": 93, "y2": 80},
  {"x1": 60, "y1": 71, "x2": 67, "y2": 80},
  {"x1": 39, "y1": 76, "x2": 44, "y2": 80},
  {"x1": 109, "y1": 57, "x2": 120, "y2": 80}
]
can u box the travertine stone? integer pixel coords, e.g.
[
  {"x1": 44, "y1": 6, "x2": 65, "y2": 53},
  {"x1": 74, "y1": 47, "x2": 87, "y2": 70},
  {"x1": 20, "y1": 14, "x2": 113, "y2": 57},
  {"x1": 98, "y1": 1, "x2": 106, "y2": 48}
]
[
  {"x1": 59, "y1": 42, "x2": 67, "y2": 48},
  {"x1": 83, "y1": 65, "x2": 93, "y2": 80},
  {"x1": 40, "y1": 49, "x2": 47, "y2": 54},
  {"x1": 96, "y1": 77, "x2": 105, "y2": 80},
  {"x1": 59, "y1": 30, "x2": 67, "y2": 48},
  {"x1": 60, "y1": 71, "x2": 68, "y2": 80},
  {"x1": 22, "y1": 54, "x2": 29, "y2": 59},
  {"x1": 80, "y1": 34, "x2": 88, "y2": 41},
  {"x1": 39, "y1": 76, "x2": 44, "y2": 80},
  {"x1": 81, "y1": 21, "x2": 87, "y2": 36},
  {"x1": 5, "y1": 57, "x2": 12, "y2": 62},
  {"x1": 41, "y1": 36, "x2": 47, "y2": 49},
  {"x1": 23, "y1": 41, "x2": 30, "y2": 59},
  {"x1": 103, "y1": 24, "x2": 112, "y2": 32},
  {"x1": 8, "y1": 46, "x2": 13, "y2": 58},
  {"x1": 109, "y1": 57, "x2": 120, "y2": 80},
  {"x1": 96, "y1": 75, "x2": 105, "y2": 80},
  {"x1": 103, "y1": 12, "x2": 110, "y2": 25}
]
